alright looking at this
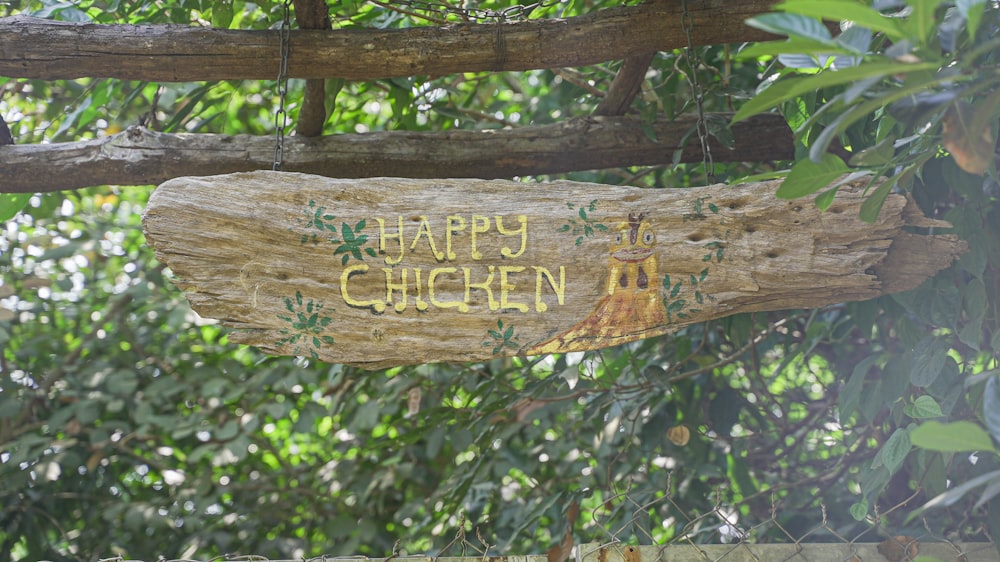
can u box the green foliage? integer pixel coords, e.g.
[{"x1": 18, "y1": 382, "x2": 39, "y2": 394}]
[
  {"x1": 1, "y1": 0, "x2": 999, "y2": 560},
  {"x1": 739, "y1": 0, "x2": 1000, "y2": 216}
]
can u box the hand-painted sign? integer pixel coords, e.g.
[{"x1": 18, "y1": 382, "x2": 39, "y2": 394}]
[{"x1": 142, "y1": 171, "x2": 964, "y2": 368}]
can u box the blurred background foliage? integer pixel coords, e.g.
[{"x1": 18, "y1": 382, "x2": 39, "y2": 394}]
[{"x1": 1, "y1": 0, "x2": 999, "y2": 560}]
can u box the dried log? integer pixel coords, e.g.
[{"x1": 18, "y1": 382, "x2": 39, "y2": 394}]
[
  {"x1": 142, "y1": 171, "x2": 965, "y2": 369},
  {"x1": 0, "y1": 114, "x2": 792, "y2": 193},
  {"x1": 0, "y1": 1, "x2": 779, "y2": 81}
]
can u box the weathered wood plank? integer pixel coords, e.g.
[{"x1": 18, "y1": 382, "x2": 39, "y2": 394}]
[
  {"x1": 0, "y1": 2, "x2": 779, "y2": 81},
  {"x1": 577, "y1": 542, "x2": 999, "y2": 562},
  {"x1": 0, "y1": 114, "x2": 792, "y2": 194},
  {"x1": 142, "y1": 171, "x2": 964, "y2": 368}
]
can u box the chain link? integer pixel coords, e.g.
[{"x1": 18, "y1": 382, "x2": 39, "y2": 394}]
[
  {"x1": 681, "y1": 0, "x2": 715, "y2": 184},
  {"x1": 272, "y1": 0, "x2": 292, "y2": 171}
]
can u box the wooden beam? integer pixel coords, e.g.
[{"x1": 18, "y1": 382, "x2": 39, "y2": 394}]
[
  {"x1": 0, "y1": 2, "x2": 779, "y2": 81},
  {"x1": 0, "y1": 113, "x2": 792, "y2": 193},
  {"x1": 142, "y1": 172, "x2": 964, "y2": 368}
]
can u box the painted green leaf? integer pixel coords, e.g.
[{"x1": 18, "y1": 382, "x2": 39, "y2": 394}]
[
  {"x1": 911, "y1": 421, "x2": 998, "y2": 453},
  {"x1": 670, "y1": 282, "x2": 682, "y2": 298},
  {"x1": 341, "y1": 223, "x2": 356, "y2": 242},
  {"x1": 776, "y1": 154, "x2": 848, "y2": 199}
]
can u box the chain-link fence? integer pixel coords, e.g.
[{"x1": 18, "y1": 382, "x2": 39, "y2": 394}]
[{"x1": 92, "y1": 494, "x2": 998, "y2": 562}]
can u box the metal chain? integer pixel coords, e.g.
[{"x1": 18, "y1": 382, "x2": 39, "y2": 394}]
[
  {"x1": 681, "y1": 0, "x2": 715, "y2": 183},
  {"x1": 272, "y1": 0, "x2": 292, "y2": 171}
]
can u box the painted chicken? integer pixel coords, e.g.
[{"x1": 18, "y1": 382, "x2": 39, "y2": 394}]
[{"x1": 528, "y1": 212, "x2": 666, "y2": 354}]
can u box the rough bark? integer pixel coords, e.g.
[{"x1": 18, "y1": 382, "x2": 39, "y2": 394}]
[
  {"x1": 142, "y1": 171, "x2": 965, "y2": 369},
  {"x1": 594, "y1": 53, "x2": 657, "y2": 116},
  {"x1": 0, "y1": 1, "x2": 779, "y2": 81},
  {"x1": 0, "y1": 113, "x2": 793, "y2": 193},
  {"x1": 292, "y1": 0, "x2": 332, "y2": 138}
]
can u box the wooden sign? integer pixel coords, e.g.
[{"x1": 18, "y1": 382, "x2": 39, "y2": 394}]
[{"x1": 142, "y1": 171, "x2": 964, "y2": 368}]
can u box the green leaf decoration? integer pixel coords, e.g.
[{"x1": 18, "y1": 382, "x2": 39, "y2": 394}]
[
  {"x1": 911, "y1": 421, "x2": 998, "y2": 453},
  {"x1": 776, "y1": 153, "x2": 848, "y2": 199}
]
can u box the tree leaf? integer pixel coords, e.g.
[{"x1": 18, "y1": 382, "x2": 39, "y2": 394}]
[
  {"x1": 906, "y1": 0, "x2": 947, "y2": 45},
  {"x1": 911, "y1": 420, "x2": 998, "y2": 453},
  {"x1": 814, "y1": 186, "x2": 839, "y2": 210},
  {"x1": 840, "y1": 354, "x2": 878, "y2": 421},
  {"x1": 957, "y1": 0, "x2": 988, "y2": 39},
  {"x1": 776, "y1": 153, "x2": 848, "y2": 199},
  {"x1": 736, "y1": 38, "x2": 850, "y2": 59},
  {"x1": 745, "y1": 13, "x2": 833, "y2": 42},
  {"x1": 858, "y1": 179, "x2": 894, "y2": 223},
  {"x1": 984, "y1": 375, "x2": 1000, "y2": 445},
  {"x1": 0, "y1": 194, "x2": 32, "y2": 221},
  {"x1": 942, "y1": 100, "x2": 997, "y2": 175},
  {"x1": 909, "y1": 335, "x2": 948, "y2": 387},
  {"x1": 920, "y1": 469, "x2": 1000, "y2": 509},
  {"x1": 872, "y1": 427, "x2": 911, "y2": 475},
  {"x1": 904, "y1": 395, "x2": 943, "y2": 419},
  {"x1": 775, "y1": 0, "x2": 906, "y2": 41},
  {"x1": 732, "y1": 61, "x2": 936, "y2": 123},
  {"x1": 850, "y1": 499, "x2": 869, "y2": 521}
]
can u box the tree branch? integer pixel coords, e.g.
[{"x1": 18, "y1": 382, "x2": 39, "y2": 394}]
[
  {"x1": 593, "y1": 53, "x2": 657, "y2": 116},
  {"x1": 0, "y1": 2, "x2": 779, "y2": 81},
  {"x1": 0, "y1": 114, "x2": 793, "y2": 193},
  {"x1": 292, "y1": 0, "x2": 331, "y2": 138}
]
